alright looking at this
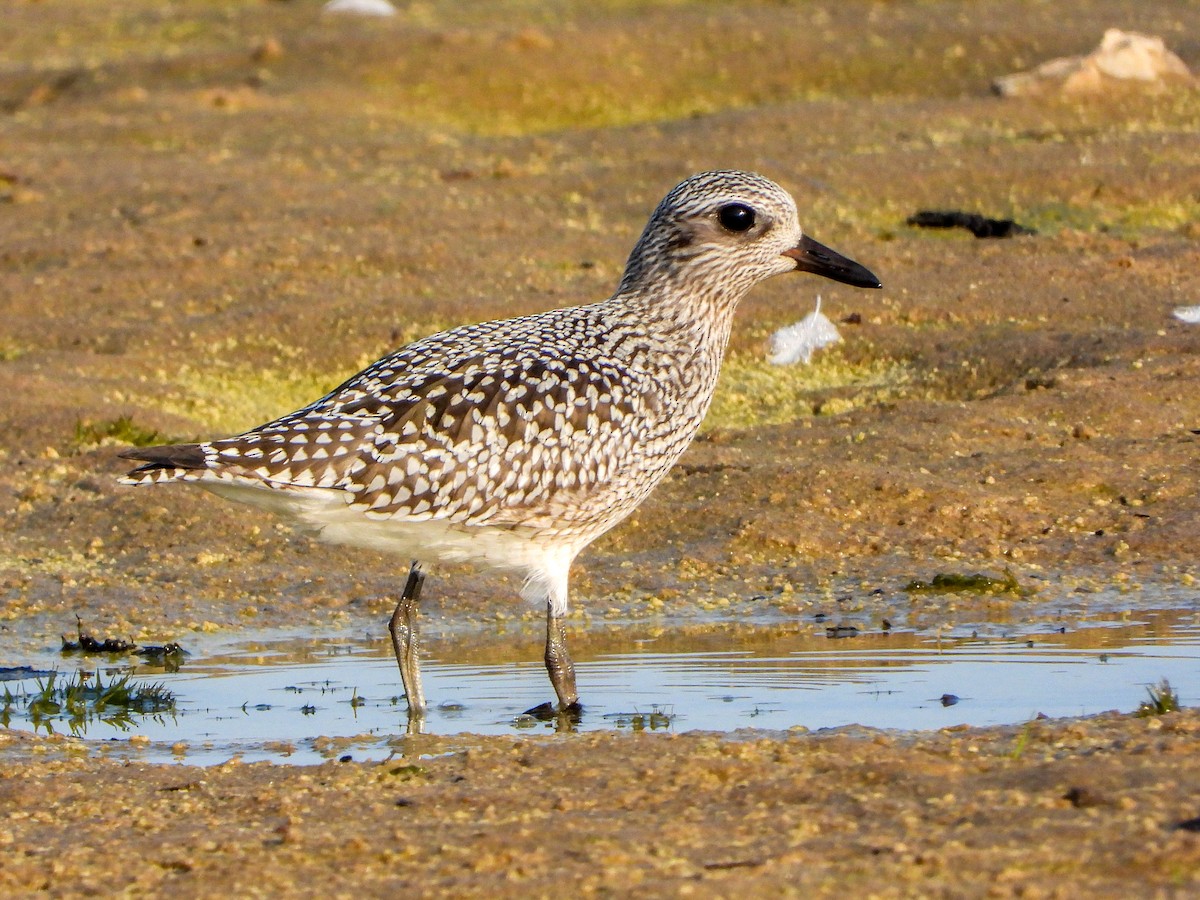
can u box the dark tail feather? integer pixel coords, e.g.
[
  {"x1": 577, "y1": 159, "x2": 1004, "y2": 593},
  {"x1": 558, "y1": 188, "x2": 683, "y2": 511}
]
[{"x1": 120, "y1": 443, "x2": 208, "y2": 473}]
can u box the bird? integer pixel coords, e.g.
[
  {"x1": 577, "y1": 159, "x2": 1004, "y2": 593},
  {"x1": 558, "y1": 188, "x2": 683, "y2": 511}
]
[{"x1": 120, "y1": 170, "x2": 881, "y2": 721}]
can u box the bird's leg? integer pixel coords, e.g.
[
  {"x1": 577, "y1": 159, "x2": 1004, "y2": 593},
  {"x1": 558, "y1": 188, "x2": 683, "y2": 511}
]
[
  {"x1": 544, "y1": 602, "x2": 580, "y2": 711},
  {"x1": 389, "y1": 562, "x2": 426, "y2": 718}
]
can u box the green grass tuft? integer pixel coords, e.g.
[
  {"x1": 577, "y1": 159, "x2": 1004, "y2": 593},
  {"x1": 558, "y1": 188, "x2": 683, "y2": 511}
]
[
  {"x1": 1136, "y1": 679, "x2": 1180, "y2": 717},
  {"x1": 1, "y1": 670, "x2": 177, "y2": 736}
]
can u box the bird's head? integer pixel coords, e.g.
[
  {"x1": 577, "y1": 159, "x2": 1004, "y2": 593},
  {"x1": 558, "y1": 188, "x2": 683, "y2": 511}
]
[{"x1": 619, "y1": 170, "x2": 881, "y2": 301}]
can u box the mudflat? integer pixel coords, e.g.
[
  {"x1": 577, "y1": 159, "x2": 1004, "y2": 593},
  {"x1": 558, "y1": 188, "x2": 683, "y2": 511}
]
[{"x1": 2, "y1": 1, "x2": 1198, "y2": 895}]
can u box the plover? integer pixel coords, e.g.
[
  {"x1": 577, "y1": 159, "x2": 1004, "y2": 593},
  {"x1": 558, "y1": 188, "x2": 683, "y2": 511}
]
[{"x1": 120, "y1": 170, "x2": 881, "y2": 718}]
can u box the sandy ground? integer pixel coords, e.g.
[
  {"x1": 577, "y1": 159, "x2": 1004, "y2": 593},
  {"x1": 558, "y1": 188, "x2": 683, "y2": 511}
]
[
  {"x1": 2, "y1": 0, "x2": 1200, "y2": 894},
  {"x1": 2, "y1": 710, "x2": 1199, "y2": 896}
]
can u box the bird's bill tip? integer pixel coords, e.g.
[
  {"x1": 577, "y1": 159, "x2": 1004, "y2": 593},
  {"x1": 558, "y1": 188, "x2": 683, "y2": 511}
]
[{"x1": 784, "y1": 234, "x2": 882, "y2": 289}]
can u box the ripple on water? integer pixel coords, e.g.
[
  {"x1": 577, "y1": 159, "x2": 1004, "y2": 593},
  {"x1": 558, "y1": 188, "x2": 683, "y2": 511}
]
[{"x1": 1, "y1": 604, "x2": 1197, "y2": 765}]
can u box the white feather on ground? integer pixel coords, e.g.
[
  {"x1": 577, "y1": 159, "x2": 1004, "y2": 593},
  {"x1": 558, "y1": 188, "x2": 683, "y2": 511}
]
[
  {"x1": 322, "y1": 0, "x2": 397, "y2": 16},
  {"x1": 767, "y1": 297, "x2": 842, "y2": 365},
  {"x1": 1172, "y1": 305, "x2": 1200, "y2": 324}
]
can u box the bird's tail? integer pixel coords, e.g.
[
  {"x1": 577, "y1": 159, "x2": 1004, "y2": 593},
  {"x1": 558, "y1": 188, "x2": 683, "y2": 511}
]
[{"x1": 118, "y1": 443, "x2": 210, "y2": 485}]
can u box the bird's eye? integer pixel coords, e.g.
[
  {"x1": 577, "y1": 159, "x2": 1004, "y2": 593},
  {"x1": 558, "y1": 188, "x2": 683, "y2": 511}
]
[{"x1": 717, "y1": 203, "x2": 756, "y2": 233}]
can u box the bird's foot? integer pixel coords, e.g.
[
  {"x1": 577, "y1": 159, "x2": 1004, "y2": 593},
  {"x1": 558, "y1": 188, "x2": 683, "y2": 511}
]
[{"x1": 521, "y1": 700, "x2": 583, "y2": 726}]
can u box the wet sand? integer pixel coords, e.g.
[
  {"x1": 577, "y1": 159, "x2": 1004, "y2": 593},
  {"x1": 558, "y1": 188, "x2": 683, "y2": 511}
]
[{"x1": 3, "y1": 711, "x2": 1199, "y2": 895}]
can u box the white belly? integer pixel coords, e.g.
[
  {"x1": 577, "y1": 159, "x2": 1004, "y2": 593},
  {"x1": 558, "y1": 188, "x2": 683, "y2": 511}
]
[{"x1": 200, "y1": 480, "x2": 576, "y2": 613}]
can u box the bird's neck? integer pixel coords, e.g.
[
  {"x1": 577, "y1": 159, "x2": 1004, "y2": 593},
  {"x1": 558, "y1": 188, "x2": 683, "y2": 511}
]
[
  {"x1": 604, "y1": 280, "x2": 747, "y2": 407},
  {"x1": 611, "y1": 277, "x2": 747, "y2": 354}
]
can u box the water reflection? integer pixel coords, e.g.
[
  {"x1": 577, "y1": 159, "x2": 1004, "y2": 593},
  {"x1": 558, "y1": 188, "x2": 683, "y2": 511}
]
[{"x1": 0, "y1": 606, "x2": 1196, "y2": 764}]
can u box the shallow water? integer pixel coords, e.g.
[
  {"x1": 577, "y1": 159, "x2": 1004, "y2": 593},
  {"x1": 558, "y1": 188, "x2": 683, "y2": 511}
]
[{"x1": 2, "y1": 605, "x2": 1197, "y2": 765}]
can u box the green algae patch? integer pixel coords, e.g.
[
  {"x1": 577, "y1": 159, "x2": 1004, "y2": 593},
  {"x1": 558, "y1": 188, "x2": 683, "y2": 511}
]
[
  {"x1": 1022, "y1": 197, "x2": 1200, "y2": 238},
  {"x1": 146, "y1": 362, "x2": 338, "y2": 438},
  {"x1": 0, "y1": 341, "x2": 25, "y2": 362},
  {"x1": 73, "y1": 415, "x2": 168, "y2": 451},
  {"x1": 341, "y1": 7, "x2": 1015, "y2": 137},
  {"x1": 905, "y1": 570, "x2": 1030, "y2": 598},
  {"x1": 704, "y1": 348, "x2": 913, "y2": 431},
  {"x1": 134, "y1": 328, "x2": 457, "y2": 437}
]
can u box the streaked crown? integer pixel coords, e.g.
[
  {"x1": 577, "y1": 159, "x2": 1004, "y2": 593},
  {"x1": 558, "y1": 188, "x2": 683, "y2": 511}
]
[{"x1": 617, "y1": 170, "x2": 803, "y2": 297}]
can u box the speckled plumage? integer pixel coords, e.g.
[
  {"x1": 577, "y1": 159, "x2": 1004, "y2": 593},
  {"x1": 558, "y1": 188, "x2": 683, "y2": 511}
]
[{"x1": 121, "y1": 170, "x2": 880, "y2": 712}]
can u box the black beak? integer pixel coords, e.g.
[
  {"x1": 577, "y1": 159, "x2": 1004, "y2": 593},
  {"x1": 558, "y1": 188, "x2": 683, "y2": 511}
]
[{"x1": 783, "y1": 234, "x2": 881, "y2": 289}]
